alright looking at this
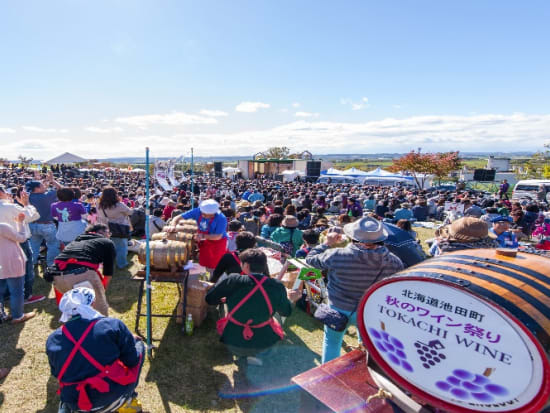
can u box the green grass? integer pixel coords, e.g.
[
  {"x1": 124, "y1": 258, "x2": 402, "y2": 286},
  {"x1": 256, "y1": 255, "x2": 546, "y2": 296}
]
[{"x1": 0, "y1": 229, "x2": 436, "y2": 412}]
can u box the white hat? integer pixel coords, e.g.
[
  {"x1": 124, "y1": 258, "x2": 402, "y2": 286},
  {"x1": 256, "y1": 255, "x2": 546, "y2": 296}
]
[
  {"x1": 343, "y1": 217, "x2": 388, "y2": 243},
  {"x1": 59, "y1": 287, "x2": 103, "y2": 323},
  {"x1": 199, "y1": 199, "x2": 220, "y2": 214}
]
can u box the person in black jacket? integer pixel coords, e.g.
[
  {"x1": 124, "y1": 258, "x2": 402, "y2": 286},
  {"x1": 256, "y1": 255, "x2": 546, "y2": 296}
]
[
  {"x1": 48, "y1": 224, "x2": 116, "y2": 316},
  {"x1": 211, "y1": 231, "x2": 256, "y2": 284}
]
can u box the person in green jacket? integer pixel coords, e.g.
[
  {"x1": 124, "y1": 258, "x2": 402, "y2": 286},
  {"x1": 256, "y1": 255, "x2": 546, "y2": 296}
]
[
  {"x1": 269, "y1": 215, "x2": 303, "y2": 256},
  {"x1": 206, "y1": 249, "x2": 301, "y2": 366}
]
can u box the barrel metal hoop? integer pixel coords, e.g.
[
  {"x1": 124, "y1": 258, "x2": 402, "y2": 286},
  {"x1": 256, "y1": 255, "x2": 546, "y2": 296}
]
[
  {"x1": 435, "y1": 256, "x2": 550, "y2": 298},
  {"x1": 418, "y1": 263, "x2": 550, "y2": 318},
  {"x1": 402, "y1": 270, "x2": 550, "y2": 351},
  {"x1": 448, "y1": 254, "x2": 550, "y2": 286}
]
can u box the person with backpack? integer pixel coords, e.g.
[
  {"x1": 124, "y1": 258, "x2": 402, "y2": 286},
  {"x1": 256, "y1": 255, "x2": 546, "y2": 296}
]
[
  {"x1": 206, "y1": 249, "x2": 300, "y2": 366},
  {"x1": 269, "y1": 215, "x2": 303, "y2": 257},
  {"x1": 306, "y1": 217, "x2": 404, "y2": 363}
]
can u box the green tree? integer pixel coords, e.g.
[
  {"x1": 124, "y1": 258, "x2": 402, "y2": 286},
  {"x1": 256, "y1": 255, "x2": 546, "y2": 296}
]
[{"x1": 519, "y1": 145, "x2": 550, "y2": 179}]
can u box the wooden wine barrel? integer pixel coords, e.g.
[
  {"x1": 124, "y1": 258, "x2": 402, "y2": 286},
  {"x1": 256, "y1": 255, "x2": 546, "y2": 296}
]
[
  {"x1": 357, "y1": 249, "x2": 550, "y2": 413},
  {"x1": 138, "y1": 239, "x2": 188, "y2": 270},
  {"x1": 151, "y1": 231, "x2": 195, "y2": 243}
]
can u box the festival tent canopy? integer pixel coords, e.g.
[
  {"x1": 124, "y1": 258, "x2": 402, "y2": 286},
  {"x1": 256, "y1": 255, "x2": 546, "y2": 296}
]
[
  {"x1": 44, "y1": 152, "x2": 88, "y2": 165},
  {"x1": 281, "y1": 169, "x2": 305, "y2": 182},
  {"x1": 341, "y1": 167, "x2": 369, "y2": 176},
  {"x1": 321, "y1": 168, "x2": 345, "y2": 176}
]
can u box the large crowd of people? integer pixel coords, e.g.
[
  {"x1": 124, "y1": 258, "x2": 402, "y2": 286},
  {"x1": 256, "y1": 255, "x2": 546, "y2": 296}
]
[{"x1": 1, "y1": 163, "x2": 549, "y2": 412}]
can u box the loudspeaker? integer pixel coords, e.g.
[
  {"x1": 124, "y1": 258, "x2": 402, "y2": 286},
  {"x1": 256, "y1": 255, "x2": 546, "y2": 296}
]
[
  {"x1": 306, "y1": 161, "x2": 321, "y2": 178},
  {"x1": 214, "y1": 162, "x2": 222, "y2": 178},
  {"x1": 473, "y1": 169, "x2": 496, "y2": 181}
]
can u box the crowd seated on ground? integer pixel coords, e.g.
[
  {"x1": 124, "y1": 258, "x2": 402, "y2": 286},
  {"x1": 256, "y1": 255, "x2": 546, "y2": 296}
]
[{"x1": 2, "y1": 164, "x2": 550, "y2": 411}]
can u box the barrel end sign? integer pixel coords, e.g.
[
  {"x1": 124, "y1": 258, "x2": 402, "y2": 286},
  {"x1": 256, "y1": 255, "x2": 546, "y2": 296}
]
[{"x1": 357, "y1": 277, "x2": 550, "y2": 413}]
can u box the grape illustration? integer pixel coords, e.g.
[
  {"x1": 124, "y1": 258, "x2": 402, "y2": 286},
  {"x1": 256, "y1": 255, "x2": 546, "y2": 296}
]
[
  {"x1": 368, "y1": 322, "x2": 414, "y2": 373},
  {"x1": 414, "y1": 339, "x2": 447, "y2": 369},
  {"x1": 434, "y1": 368, "x2": 509, "y2": 403}
]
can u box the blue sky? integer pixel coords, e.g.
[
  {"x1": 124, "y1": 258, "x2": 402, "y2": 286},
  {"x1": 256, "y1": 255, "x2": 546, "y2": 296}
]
[{"x1": 1, "y1": 1, "x2": 549, "y2": 159}]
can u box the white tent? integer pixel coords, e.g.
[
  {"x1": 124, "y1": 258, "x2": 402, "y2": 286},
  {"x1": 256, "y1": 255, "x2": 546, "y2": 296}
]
[
  {"x1": 281, "y1": 169, "x2": 305, "y2": 182},
  {"x1": 341, "y1": 167, "x2": 369, "y2": 176},
  {"x1": 222, "y1": 166, "x2": 241, "y2": 177},
  {"x1": 322, "y1": 167, "x2": 345, "y2": 176},
  {"x1": 44, "y1": 152, "x2": 88, "y2": 164}
]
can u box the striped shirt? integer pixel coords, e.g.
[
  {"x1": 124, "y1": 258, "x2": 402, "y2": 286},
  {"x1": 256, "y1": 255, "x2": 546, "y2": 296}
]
[{"x1": 306, "y1": 243, "x2": 404, "y2": 311}]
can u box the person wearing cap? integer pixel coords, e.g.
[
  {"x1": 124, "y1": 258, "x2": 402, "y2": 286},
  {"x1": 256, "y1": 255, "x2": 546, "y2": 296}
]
[
  {"x1": 429, "y1": 217, "x2": 500, "y2": 256},
  {"x1": 46, "y1": 287, "x2": 144, "y2": 413},
  {"x1": 270, "y1": 215, "x2": 304, "y2": 257},
  {"x1": 27, "y1": 171, "x2": 63, "y2": 267},
  {"x1": 306, "y1": 217, "x2": 404, "y2": 363},
  {"x1": 173, "y1": 199, "x2": 228, "y2": 273},
  {"x1": 393, "y1": 202, "x2": 414, "y2": 222},
  {"x1": 489, "y1": 216, "x2": 519, "y2": 248}
]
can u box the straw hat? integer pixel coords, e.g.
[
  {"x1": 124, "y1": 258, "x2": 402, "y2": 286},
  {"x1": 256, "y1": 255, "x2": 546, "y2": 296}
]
[
  {"x1": 439, "y1": 217, "x2": 488, "y2": 242},
  {"x1": 343, "y1": 217, "x2": 388, "y2": 243},
  {"x1": 282, "y1": 215, "x2": 299, "y2": 228}
]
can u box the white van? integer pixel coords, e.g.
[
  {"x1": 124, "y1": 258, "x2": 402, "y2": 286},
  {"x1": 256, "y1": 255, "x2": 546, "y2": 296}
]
[{"x1": 512, "y1": 179, "x2": 550, "y2": 201}]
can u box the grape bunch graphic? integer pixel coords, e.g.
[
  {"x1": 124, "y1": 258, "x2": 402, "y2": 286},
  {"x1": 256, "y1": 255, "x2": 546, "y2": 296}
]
[
  {"x1": 435, "y1": 368, "x2": 509, "y2": 402},
  {"x1": 414, "y1": 339, "x2": 446, "y2": 369},
  {"x1": 368, "y1": 322, "x2": 414, "y2": 373}
]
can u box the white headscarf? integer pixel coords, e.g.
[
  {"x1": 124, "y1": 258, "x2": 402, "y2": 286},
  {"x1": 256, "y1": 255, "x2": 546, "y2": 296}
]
[{"x1": 59, "y1": 287, "x2": 104, "y2": 323}]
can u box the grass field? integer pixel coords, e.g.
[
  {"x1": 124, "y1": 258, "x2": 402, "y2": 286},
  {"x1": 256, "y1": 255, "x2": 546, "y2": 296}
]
[{"x1": 0, "y1": 229, "x2": 435, "y2": 413}]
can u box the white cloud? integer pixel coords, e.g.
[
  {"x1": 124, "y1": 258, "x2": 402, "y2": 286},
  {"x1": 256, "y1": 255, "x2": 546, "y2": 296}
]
[
  {"x1": 291, "y1": 102, "x2": 301, "y2": 108},
  {"x1": 295, "y1": 111, "x2": 320, "y2": 118},
  {"x1": 22, "y1": 126, "x2": 69, "y2": 133},
  {"x1": 115, "y1": 111, "x2": 218, "y2": 127},
  {"x1": 85, "y1": 126, "x2": 124, "y2": 134},
  {"x1": 393, "y1": 105, "x2": 402, "y2": 109},
  {"x1": 3, "y1": 112, "x2": 550, "y2": 159},
  {"x1": 199, "y1": 109, "x2": 228, "y2": 117},
  {"x1": 235, "y1": 101, "x2": 270, "y2": 113},
  {"x1": 341, "y1": 97, "x2": 370, "y2": 111},
  {"x1": 279, "y1": 108, "x2": 289, "y2": 113},
  {"x1": 0, "y1": 128, "x2": 16, "y2": 134}
]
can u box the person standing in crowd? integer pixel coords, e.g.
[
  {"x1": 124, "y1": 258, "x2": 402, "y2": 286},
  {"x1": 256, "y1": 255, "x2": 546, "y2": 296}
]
[
  {"x1": 393, "y1": 202, "x2": 414, "y2": 222},
  {"x1": 0, "y1": 186, "x2": 44, "y2": 304},
  {"x1": 429, "y1": 217, "x2": 500, "y2": 256},
  {"x1": 498, "y1": 179, "x2": 510, "y2": 200},
  {"x1": 46, "y1": 287, "x2": 144, "y2": 413},
  {"x1": 206, "y1": 249, "x2": 301, "y2": 366},
  {"x1": 0, "y1": 212, "x2": 36, "y2": 324},
  {"x1": 51, "y1": 187, "x2": 87, "y2": 245},
  {"x1": 173, "y1": 199, "x2": 228, "y2": 275},
  {"x1": 27, "y1": 172, "x2": 63, "y2": 267},
  {"x1": 270, "y1": 215, "x2": 303, "y2": 256},
  {"x1": 306, "y1": 217, "x2": 404, "y2": 363},
  {"x1": 97, "y1": 187, "x2": 132, "y2": 269},
  {"x1": 47, "y1": 224, "x2": 116, "y2": 315}
]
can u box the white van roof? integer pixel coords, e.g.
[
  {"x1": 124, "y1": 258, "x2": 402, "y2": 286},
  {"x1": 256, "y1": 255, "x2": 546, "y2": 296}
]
[{"x1": 515, "y1": 180, "x2": 550, "y2": 185}]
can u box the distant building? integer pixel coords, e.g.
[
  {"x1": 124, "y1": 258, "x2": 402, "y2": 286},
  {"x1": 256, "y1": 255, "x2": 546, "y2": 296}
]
[{"x1": 487, "y1": 156, "x2": 511, "y2": 172}]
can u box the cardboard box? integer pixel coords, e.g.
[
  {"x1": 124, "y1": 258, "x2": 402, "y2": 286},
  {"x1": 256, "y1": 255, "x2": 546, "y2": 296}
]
[
  {"x1": 185, "y1": 279, "x2": 214, "y2": 308},
  {"x1": 176, "y1": 302, "x2": 208, "y2": 326},
  {"x1": 280, "y1": 270, "x2": 300, "y2": 289}
]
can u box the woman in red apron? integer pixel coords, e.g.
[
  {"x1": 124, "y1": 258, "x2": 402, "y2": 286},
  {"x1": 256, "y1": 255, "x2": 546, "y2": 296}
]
[{"x1": 175, "y1": 199, "x2": 228, "y2": 274}]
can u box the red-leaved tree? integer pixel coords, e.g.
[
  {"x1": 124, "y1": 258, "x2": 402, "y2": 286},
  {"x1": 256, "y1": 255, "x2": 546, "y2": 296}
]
[{"x1": 389, "y1": 150, "x2": 461, "y2": 188}]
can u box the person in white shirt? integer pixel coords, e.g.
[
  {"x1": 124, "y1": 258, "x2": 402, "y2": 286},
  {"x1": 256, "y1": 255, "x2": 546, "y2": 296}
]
[
  {"x1": 148, "y1": 208, "x2": 166, "y2": 239},
  {"x1": 0, "y1": 186, "x2": 44, "y2": 304}
]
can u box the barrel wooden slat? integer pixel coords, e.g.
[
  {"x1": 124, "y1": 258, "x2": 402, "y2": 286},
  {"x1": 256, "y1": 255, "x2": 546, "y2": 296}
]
[
  {"x1": 138, "y1": 240, "x2": 188, "y2": 270},
  {"x1": 414, "y1": 261, "x2": 550, "y2": 308}
]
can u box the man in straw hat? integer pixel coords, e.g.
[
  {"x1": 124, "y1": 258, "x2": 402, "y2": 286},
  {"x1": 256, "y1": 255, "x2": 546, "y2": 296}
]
[
  {"x1": 429, "y1": 217, "x2": 499, "y2": 256},
  {"x1": 306, "y1": 217, "x2": 404, "y2": 363},
  {"x1": 46, "y1": 287, "x2": 144, "y2": 413}
]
